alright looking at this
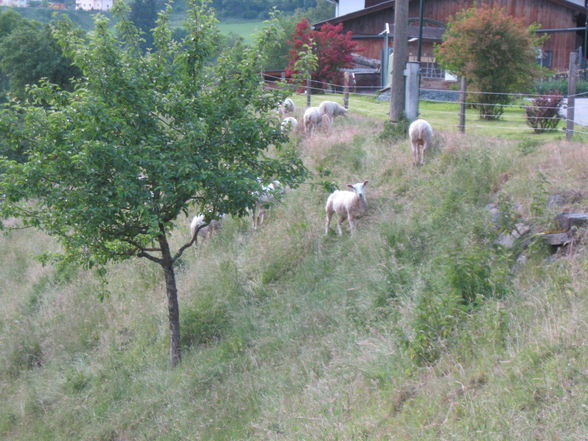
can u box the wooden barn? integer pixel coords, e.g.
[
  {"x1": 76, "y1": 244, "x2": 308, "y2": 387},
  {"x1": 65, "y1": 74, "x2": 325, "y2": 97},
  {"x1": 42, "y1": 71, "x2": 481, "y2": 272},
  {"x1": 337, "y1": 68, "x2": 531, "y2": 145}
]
[{"x1": 317, "y1": 0, "x2": 587, "y2": 89}]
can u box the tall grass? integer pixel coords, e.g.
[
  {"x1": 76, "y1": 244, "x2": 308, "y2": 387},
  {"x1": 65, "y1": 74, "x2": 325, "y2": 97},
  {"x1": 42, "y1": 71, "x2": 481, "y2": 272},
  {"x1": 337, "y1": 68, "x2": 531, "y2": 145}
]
[{"x1": 1, "y1": 114, "x2": 588, "y2": 440}]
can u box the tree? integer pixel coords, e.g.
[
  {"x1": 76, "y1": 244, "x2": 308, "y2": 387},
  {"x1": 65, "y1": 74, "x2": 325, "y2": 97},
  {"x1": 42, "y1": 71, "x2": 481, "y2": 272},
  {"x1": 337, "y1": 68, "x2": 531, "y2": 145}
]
[
  {"x1": 435, "y1": 5, "x2": 545, "y2": 120},
  {"x1": 285, "y1": 18, "x2": 357, "y2": 89},
  {"x1": 0, "y1": 0, "x2": 305, "y2": 367},
  {"x1": 129, "y1": 0, "x2": 164, "y2": 51},
  {"x1": 0, "y1": 23, "x2": 81, "y2": 100}
]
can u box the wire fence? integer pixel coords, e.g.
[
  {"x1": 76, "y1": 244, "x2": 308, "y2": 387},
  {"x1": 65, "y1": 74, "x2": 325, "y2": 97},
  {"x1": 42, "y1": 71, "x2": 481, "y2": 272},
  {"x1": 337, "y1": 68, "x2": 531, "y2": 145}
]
[{"x1": 263, "y1": 74, "x2": 588, "y2": 137}]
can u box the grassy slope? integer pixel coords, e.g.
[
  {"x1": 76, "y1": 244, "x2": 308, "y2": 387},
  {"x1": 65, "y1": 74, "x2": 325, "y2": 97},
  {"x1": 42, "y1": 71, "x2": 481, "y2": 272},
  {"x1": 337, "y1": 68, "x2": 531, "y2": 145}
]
[{"x1": 1, "y1": 109, "x2": 588, "y2": 440}]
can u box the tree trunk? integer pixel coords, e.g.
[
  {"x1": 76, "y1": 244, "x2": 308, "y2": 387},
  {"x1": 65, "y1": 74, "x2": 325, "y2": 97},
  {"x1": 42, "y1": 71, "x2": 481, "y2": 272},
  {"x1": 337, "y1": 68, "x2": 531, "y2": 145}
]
[
  {"x1": 390, "y1": 0, "x2": 409, "y2": 122},
  {"x1": 159, "y1": 232, "x2": 182, "y2": 367}
]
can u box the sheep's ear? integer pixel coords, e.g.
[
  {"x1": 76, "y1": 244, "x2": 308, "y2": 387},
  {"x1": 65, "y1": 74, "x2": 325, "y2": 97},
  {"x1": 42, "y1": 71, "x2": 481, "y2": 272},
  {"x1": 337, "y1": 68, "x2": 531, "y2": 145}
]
[
  {"x1": 363, "y1": 180, "x2": 369, "y2": 186},
  {"x1": 347, "y1": 184, "x2": 354, "y2": 189}
]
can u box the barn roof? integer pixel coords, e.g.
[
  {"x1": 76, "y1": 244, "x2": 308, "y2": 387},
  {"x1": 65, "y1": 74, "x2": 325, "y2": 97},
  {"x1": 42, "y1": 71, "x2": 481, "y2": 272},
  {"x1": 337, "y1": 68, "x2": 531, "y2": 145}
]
[{"x1": 314, "y1": 0, "x2": 586, "y2": 28}]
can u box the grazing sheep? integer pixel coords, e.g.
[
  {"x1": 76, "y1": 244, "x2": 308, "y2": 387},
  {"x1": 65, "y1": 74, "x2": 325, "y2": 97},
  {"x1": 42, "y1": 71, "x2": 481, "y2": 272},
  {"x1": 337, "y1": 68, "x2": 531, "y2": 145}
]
[
  {"x1": 319, "y1": 100, "x2": 348, "y2": 119},
  {"x1": 280, "y1": 97, "x2": 296, "y2": 117},
  {"x1": 303, "y1": 106, "x2": 323, "y2": 135},
  {"x1": 281, "y1": 116, "x2": 299, "y2": 133},
  {"x1": 408, "y1": 119, "x2": 433, "y2": 166},
  {"x1": 251, "y1": 180, "x2": 285, "y2": 229},
  {"x1": 325, "y1": 181, "x2": 369, "y2": 235},
  {"x1": 190, "y1": 213, "x2": 224, "y2": 240}
]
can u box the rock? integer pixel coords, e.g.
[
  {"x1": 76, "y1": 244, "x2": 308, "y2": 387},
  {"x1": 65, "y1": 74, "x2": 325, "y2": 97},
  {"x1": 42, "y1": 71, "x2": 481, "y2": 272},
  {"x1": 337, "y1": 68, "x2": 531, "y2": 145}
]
[
  {"x1": 555, "y1": 213, "x2": 588, "y2": 231},
  {"x1": 541, "y1": 232, "x2": 571, "y2": 246}
]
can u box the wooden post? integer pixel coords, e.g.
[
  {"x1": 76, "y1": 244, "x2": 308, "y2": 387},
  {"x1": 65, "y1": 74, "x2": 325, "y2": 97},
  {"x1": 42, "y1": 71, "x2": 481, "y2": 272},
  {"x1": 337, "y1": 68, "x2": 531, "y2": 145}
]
[
  {"x1": 306, "y1": 77, "x2": 311, "y2": 107},
  {"x1": 390, "y1": 0, "x2": 409, "y2": 122},
  {"x1": 459, "y1": 76, "x2": 467, "y2": 133},
  {"x1": 566, "y1": 51, "x2": 577, "y2": 141},
  {"x1": 343, "y1": 72, "x2": 350, "y2": 109}
]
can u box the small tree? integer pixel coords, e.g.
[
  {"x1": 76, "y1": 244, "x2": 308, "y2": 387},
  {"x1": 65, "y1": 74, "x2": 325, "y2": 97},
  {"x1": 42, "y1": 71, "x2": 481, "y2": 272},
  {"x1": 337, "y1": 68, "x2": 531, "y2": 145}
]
[
  {"x1": 285, "y1": 18, "x2": 357, "y2": 90},
  {"x1": 0, "y1": 0, "x2": 305, "y2": 367},
  {"x1": 435, "y1": 5, "x2": 545, "y2": 120}
]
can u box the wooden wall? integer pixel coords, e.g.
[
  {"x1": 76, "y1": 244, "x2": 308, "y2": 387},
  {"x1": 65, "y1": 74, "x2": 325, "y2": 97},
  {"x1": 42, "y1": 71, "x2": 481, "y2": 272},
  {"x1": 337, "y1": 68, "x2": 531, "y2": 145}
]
[
  {"x1": 338, "y1": 0, "x2": 582, "y2": 72},
  {"x1": 412, "y1": 0, "x2": 580, "y2": 71}
]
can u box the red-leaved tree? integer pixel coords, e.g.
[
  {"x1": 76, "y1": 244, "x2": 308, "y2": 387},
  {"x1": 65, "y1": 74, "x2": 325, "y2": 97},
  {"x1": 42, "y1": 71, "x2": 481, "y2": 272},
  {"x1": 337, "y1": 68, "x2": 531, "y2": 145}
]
[{"x1": 285, "y1": 18, "x2": 358, "y2": 89}]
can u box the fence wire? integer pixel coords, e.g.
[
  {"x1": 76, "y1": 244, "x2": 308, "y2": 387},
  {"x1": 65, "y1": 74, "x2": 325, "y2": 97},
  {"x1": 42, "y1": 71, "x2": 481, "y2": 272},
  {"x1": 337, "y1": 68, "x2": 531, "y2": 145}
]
[{"x1": 264, "y1": 76, "x2": 587, "y2": 137}]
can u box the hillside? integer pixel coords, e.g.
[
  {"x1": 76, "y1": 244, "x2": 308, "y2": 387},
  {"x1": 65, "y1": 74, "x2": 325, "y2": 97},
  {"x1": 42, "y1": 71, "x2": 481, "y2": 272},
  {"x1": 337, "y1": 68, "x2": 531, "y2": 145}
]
[{"x1": 1, "y1": 102, "x2": 587, "y2": 440}]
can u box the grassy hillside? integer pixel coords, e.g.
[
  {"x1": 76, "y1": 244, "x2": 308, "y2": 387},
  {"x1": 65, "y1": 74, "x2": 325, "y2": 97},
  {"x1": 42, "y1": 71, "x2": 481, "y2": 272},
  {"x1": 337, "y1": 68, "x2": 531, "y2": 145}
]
[{"x1": 1, "y1": 107, "x2": 588, "y2": 440}]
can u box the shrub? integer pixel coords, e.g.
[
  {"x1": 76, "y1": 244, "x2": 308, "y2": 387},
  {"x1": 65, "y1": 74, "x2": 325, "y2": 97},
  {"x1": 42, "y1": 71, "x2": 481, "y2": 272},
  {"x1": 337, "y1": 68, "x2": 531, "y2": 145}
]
[
  {"x1": 534, "y1": 78, "x2": 588, "y2": 96},
  {"x1": 525, "y1": 91, "x2": 564, "y2": 133}
]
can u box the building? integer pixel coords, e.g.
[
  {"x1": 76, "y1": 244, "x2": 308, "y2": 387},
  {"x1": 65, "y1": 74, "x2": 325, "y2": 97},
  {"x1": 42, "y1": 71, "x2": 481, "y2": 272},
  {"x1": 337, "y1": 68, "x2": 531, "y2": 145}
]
[
  {"x1": 318, "y1": 0, "x2": 587, "y2": 89},
  {"x1": 0, "y1": 0, "x2": 29, "y2": 6},
  {"x1": 75, "y1": 0, "x2": 112, "y2": 11}
]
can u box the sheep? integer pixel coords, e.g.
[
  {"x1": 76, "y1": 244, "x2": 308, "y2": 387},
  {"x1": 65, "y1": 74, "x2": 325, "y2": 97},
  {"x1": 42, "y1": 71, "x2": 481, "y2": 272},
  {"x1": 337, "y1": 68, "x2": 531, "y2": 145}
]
[
  {"x1": 281, "y1": 116, "x2": 299, "y2": 133},
  {"x1": 251, "y1": 180, "x2": 285, "y2": 229},
  {"x1": 303, "y1": 106, "x2": 323, "y2": 135},
  {"x1": 190, "y1": 213, "x2": 224, "y2": 240},
  {"x1": 325, "y1": 180, "x2": 369, "y2": 235},
  {"x1": 408, "y1": 118, "x2": 433, "y2": 167},
  {"x1": 280, "y1": 97, "x2": 296, "y2": 117},
  {"x1": 319, "y1": 100, "x2": 348, "y2": 119}
]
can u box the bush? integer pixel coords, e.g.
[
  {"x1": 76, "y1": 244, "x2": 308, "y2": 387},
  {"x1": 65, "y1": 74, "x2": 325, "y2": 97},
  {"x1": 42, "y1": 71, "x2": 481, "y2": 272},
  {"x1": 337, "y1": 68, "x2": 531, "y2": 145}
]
[
  {"x1": 534, "y1": 78, "x2": 588, "y2": 96},
  {"x1": 525, "y1": 91, "x2": 564, "y2": 133}
]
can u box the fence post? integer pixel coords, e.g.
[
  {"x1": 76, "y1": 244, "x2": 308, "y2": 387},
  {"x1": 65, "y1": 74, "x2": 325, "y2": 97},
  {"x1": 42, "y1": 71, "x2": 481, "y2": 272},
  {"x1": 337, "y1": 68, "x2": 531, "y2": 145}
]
[
  {"x1": 458, "y1": 76, "x2": 467, "y2": 133},
  {"x1": 343, "y1": 72, "x2": 350, "y2": 109},
  {"x1": 306, "y1": 77, "x2": 311, "y2": 107},
  {"x1": 566, "y1": 51, "x2": 577, "y2": 141}
]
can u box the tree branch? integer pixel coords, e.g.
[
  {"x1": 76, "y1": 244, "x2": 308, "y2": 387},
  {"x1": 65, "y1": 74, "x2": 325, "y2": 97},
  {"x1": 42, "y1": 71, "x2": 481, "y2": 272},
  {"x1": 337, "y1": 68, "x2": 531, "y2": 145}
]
[
  {"x1": 172, "y1": 222, "x2": 206, "y2": 263},
  {"x1": 137, "y1": 250, "x2": 163, "y2": 264}
]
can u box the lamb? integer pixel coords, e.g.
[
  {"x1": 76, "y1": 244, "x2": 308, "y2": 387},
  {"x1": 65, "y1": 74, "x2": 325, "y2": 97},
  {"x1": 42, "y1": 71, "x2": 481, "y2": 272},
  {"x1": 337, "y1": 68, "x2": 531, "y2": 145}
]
[
  {"x1": 251, "y1": 180, "x2": 285, "y2": 229},
  {"x1": 190, "y1": 213, "x2": 224, "y2": 240},
  {"x1": 408, "y1": 118, "x2": 433, "y2": 166},
  {"x1": 303, "y1": 106, "x2": 323, "y2": 135},
  {"x1": 319, "y1": 100, "x2": 347, "y2": 119},
  {"x1": 281, "y1": 116, "x2": 298, "y2": 133},
  {"x1": 325, "y1": 181, "x2": 368, "y2": 235},
  {"x1": 279, "y1": 97, "x2": 296, "y2": 117}
]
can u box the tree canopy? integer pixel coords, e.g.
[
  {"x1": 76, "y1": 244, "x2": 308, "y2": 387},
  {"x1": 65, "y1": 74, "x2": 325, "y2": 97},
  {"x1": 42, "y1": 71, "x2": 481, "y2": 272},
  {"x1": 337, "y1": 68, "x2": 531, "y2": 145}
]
[
  {"x1": 286, "y1": 18, "x2": 357, "y2": 89},
  {"x1": 435, "y1": 5, "x2": 545, "y2": 119},
  {"x1": 0, "y1": 0, "x2": 305, "y2": 366},
  {"x1": 0, "y1": 10, "x2": 81, "y2": 100}
]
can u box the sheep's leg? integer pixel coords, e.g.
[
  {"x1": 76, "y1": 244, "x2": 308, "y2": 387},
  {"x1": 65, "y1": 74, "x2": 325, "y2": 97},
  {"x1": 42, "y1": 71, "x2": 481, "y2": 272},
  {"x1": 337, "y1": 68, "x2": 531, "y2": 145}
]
[
  {"x1": 348, "y1": 216, "x2": 356, "y2": 235},
  {"x1": 325, "y1": 208, "x2": 334, "y2": 235},
  {"x1": 336, "y1": 216, "x2": 345, "y2": 235},
  {"x1": 412, "y1": 143, "x2": 418, "y2": 166},
  {"x1": 259, "y1": 208, "x2": 265, "y2": 228}
]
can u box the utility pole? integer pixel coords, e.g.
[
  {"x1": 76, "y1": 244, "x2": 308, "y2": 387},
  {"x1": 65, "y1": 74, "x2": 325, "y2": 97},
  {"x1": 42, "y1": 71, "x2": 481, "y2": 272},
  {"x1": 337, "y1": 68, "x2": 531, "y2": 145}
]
[{"x1": 389, "y1": 0, "x2": 409, "y2": 122}]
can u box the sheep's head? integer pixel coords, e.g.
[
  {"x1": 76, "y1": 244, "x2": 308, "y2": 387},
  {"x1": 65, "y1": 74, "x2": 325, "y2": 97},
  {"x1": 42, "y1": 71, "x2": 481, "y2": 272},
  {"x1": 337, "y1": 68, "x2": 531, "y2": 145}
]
[{"x1": 347, "y1": 180, "x2": 368, "y2": 199}]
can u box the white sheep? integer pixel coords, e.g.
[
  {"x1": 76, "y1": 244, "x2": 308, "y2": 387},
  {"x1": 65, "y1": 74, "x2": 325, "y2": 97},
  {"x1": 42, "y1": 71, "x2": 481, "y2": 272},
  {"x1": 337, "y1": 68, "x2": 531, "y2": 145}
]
[
  {"x1": 319, "y1": 100, "x2": 347, "y2": 119},
  {"x1": 303, "y1": 106, "x2": 323, "y2": 135},
  {"x1": 251, "y1": 180, "x2": 285, "y2": 229},
  {"x1": 281, "y1": 116, "x2": 298, "y2": 133},
  {"x1": 325, "y1": 180, "x2": 368, "y2": 235},
  {"x1": 279, "y1": 97, "x2": 296, "y2": 117},
  {"x1": 408, "y1": 118, "x2": 433, "y2": 166},
  {"x1": 190, "y1": 213, "x2": 224, "y2": 240}
]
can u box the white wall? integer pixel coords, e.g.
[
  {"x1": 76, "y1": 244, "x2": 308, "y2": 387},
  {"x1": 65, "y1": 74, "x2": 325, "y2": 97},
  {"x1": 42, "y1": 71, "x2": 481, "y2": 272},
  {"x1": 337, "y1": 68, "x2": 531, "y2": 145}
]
[{"x1": 337, "y1": 0, "x2": 365, "y2": 17}]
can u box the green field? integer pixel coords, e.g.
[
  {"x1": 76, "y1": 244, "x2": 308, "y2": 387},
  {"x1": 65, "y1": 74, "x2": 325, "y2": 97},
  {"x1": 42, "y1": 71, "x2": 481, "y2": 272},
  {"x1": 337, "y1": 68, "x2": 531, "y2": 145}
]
[
  {"x1": 217, "y1": 20, "x2": 264, "y2": 44},
  {"x1": 288, "y1": 92, "x2": 587, "y2": 142},
  {"x1": 2, "y1": 106, "x2": 588, "y2": 439}
]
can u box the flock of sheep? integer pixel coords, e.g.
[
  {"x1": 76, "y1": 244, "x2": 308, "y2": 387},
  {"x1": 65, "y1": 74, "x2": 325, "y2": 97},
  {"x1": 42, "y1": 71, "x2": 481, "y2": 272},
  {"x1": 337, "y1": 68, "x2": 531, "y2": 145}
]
[{"x1": 190, "y1": 97, "x2": 434, "y2": 240}]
